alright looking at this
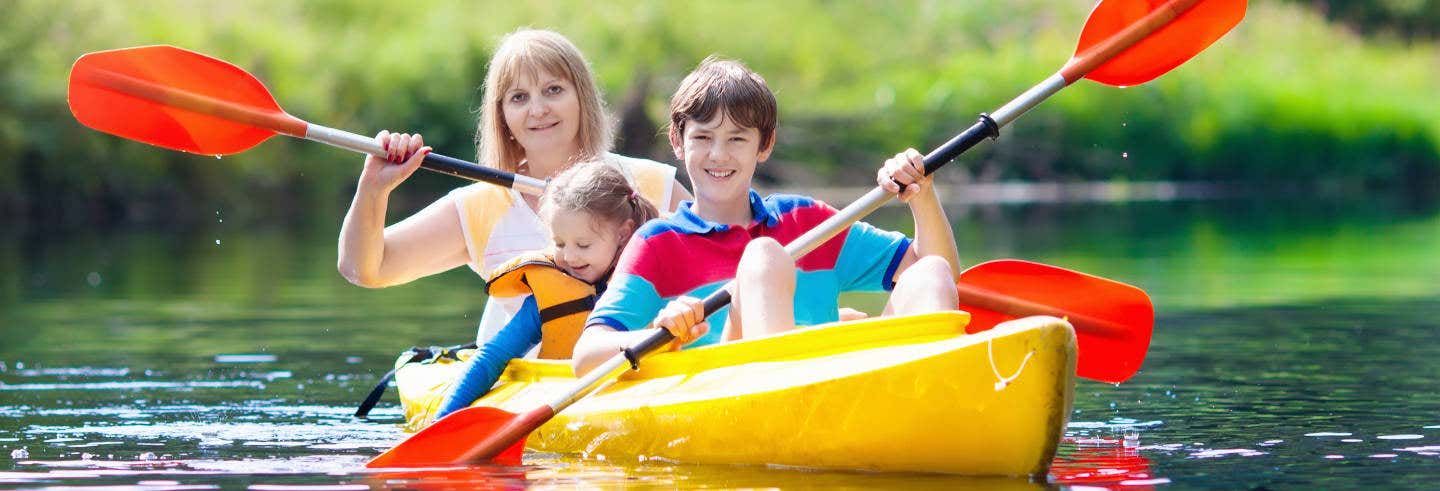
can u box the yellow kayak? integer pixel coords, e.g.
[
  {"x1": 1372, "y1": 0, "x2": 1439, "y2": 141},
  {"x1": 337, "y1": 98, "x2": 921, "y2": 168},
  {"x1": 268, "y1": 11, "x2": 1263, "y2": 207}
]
[{"x1": 392, "y1": 312, "x2": 1077, "y2": 476}]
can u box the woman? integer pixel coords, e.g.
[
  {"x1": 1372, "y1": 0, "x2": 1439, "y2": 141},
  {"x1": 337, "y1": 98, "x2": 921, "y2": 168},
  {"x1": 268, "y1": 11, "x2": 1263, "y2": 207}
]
[{"x1": 337, "y1": 29, "x2": 689, "y2": 343}]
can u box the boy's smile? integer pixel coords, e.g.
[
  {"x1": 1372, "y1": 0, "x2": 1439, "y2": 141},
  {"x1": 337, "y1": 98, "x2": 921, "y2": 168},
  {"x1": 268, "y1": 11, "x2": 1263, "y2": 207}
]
[{"x1": 680, "y1": 112, "x2": 773, "y2": 224}]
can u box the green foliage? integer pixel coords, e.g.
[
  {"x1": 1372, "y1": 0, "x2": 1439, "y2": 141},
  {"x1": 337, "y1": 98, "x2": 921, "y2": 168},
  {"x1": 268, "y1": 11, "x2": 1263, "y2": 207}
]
[
  {"x1": 1287, "y1": 0, "x2": 1440, "y2": 40},
  {"x1": 1, "y1": 0, "x2": 1436, "y2": 225}
]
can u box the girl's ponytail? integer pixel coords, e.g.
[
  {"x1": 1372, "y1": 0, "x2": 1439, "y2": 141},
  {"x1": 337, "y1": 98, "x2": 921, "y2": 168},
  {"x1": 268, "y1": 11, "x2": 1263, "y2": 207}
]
[{"x1": 626, "y1": 189, "x2": 659, "y2": 229}]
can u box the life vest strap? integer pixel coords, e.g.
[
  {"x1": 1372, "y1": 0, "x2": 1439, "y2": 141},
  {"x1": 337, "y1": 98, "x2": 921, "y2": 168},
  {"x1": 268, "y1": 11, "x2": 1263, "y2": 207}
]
[{"x1": 538, "y1": 296, "x2": 596, "y2": 323}]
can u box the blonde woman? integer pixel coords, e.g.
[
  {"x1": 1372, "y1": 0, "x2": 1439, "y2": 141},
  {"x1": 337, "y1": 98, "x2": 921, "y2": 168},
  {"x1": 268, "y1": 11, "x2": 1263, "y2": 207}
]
[{"x1": 337, "y1": 29, "x2": 688, "y2": 343}]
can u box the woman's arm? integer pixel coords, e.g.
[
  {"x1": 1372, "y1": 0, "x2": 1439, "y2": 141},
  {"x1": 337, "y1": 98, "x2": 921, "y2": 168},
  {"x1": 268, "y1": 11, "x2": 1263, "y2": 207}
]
[{"x1": 337, "y1": 131, "x2": 471, "y2": 287}]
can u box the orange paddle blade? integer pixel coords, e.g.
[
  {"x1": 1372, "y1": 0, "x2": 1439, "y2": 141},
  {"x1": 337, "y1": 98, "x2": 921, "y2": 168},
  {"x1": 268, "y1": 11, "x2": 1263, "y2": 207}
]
[
  {"x1": 957, "y1": 260, "x2": 1153, "y2": 384},
  {"x1": 1066, "y1": 0, "x2": 1246, "y2": 86},
  {"x1": 366, "y1": 406, "x2": 526, "y2": 468},
  {"x1": 67, "y1": 45, "x2": 306, "y2": 155}
]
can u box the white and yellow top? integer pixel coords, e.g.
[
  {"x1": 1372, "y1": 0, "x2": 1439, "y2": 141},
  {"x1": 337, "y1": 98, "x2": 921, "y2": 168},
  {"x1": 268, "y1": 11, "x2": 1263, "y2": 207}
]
[{"x1": 447, "y1": 153, "x2": 677, "y2": 344}]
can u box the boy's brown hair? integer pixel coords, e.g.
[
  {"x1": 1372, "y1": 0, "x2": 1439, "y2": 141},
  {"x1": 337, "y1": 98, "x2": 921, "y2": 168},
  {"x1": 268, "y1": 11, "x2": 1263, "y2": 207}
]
[{"x1": 666, "y1": 56, "x2": 777, "y2": 158}]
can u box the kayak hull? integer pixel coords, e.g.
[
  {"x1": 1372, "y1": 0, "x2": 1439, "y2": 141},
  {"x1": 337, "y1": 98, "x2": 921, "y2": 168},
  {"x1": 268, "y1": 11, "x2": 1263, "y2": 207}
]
[{"x1": 394, "y1": 312, "x2": 1076, "y2": 476}]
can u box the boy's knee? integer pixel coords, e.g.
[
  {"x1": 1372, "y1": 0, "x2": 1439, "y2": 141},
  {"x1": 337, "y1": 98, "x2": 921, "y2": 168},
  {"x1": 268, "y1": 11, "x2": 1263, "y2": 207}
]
[
  {"x1": 894, "y1": 255, "x2": 957, "y2": 306},
  {"x1": 905, "y1": 255, "x2": 955, "y2": 284},
  {"x1": 739, "y1": 237, "x2": 791, "y2": 276}
]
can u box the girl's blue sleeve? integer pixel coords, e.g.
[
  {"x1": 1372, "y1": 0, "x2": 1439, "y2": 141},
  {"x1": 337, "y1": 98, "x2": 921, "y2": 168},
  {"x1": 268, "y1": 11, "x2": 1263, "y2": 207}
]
[{"x1": 433, "y1": 295, "x2": 542, "y2": 419}]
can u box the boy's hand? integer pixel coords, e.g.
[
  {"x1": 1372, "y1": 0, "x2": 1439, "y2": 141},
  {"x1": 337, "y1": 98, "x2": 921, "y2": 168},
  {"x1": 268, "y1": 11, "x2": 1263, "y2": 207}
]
[
  {"x1": 652, "y1": 296, "x2": 710, "y2": 350},
  {"x1": 878, "y1": 148, "x2": 931, "y2": 203}
]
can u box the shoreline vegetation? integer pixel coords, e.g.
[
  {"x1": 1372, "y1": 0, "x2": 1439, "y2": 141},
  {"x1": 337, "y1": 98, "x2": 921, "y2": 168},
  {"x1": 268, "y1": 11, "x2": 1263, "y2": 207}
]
[{"x1": 2, "y1": 0, "x2": 1436, "y2": 227}]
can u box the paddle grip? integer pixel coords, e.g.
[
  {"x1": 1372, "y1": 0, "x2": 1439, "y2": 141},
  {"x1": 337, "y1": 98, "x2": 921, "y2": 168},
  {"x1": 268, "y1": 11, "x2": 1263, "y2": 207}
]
[
  {"x1": 422, "y1": 152, "x2": 518, "y2": 187},
  {"x1": 921, "y1": 114, "x2": 999, "y2": 176},
  {"x1": 623, "y1": 289, "x2": 732, "y2": 369}
]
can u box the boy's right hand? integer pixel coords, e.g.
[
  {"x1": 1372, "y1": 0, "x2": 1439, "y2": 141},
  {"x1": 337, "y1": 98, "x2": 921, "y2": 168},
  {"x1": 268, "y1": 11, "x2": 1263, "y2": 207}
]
[
  {"x1": 361, "y1": 130, "x2": 431, "y2": 194},
  {"x1": 652, "y1": 296, "x2": 710, "y2": 350}
]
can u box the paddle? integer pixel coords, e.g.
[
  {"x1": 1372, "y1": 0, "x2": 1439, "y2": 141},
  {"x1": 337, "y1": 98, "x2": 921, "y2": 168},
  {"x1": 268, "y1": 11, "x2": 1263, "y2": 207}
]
[
  {"x1": 368, "y1": 0, "x2": 1244, "y2": 468},
  {"x1": 67, "y1": 45, "x2": 546, "y2": 195},
  {"x1": 957, "y1": 259, "x2": 1152, "y2": 385}
]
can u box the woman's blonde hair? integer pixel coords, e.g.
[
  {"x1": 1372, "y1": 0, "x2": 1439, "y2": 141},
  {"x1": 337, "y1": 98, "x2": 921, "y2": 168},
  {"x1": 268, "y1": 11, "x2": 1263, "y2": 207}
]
[
  {"x1": 540, "y1": 161, "x2": 659, "y2": 242},
  {"x1": 476, "y1": 29, "x2": 613, "y2": 173}
]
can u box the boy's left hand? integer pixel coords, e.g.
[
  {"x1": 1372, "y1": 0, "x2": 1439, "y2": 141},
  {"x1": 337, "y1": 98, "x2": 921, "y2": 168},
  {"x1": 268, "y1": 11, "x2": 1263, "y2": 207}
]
[
  {"x1": 653, "y1": 296, "x2": 710, "y2": 350},
  {"x1": 878, "y1": 148, "x2": 931, "y2": 203}
]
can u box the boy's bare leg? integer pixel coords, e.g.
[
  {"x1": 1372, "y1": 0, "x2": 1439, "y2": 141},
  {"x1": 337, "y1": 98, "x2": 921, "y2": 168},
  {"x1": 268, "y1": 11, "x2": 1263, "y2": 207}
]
[
  {"x1": 883, "y1": 255, "x2": 958, "y2": 316},
  {"x1": 729, "y1": 237, "x2": 797, "y2": 340}
]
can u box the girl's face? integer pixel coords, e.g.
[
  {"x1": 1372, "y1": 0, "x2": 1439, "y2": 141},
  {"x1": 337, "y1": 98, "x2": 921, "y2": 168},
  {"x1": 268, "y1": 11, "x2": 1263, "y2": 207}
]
[
  {"x1": 502, "y1": 68, "x2": 582, "y2": 159},
  {"x1": 550, "y1": 210, "x2": 633, "y2": 284}
]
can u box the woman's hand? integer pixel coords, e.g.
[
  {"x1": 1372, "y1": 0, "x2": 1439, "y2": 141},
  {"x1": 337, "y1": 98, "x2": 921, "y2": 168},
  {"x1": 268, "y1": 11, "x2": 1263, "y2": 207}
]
[
  {"x1": 652, "y1": 296, "x2": 710, "y2": 350},
  {"x1": 360, "y1": 130, "x2": 431, "y2": 194},
  {"x1": 877, "y1": 148, "x2": 931, "y2": 203}
]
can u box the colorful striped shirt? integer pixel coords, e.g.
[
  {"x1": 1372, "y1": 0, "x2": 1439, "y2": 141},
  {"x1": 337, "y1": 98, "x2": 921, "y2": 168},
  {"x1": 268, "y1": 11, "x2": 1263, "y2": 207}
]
[{"x1": 588, "y1": 189, "x2": 911, "y2": 347}]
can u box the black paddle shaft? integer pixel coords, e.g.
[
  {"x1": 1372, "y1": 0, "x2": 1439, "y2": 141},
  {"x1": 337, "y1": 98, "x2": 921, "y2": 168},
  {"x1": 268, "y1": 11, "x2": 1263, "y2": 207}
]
[
  {"x1": 421, "y1": 152, "x2": 517, "y2": 187},
  {"x1": 923, "y1": 114, "x2": 1000, "y2": 175}
]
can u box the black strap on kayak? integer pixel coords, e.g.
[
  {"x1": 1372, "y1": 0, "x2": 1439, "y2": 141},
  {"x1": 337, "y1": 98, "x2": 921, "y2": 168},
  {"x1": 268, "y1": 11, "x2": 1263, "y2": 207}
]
[{"x1": 354, "y1": 343, "x2": 476, "y2": 419}]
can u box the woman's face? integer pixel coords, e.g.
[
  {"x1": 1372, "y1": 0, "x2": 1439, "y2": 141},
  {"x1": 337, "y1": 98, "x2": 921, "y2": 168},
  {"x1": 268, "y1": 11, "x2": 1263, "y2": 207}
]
[{"x1": 502, "y1": 68, "x2": 582, "y2": 160}]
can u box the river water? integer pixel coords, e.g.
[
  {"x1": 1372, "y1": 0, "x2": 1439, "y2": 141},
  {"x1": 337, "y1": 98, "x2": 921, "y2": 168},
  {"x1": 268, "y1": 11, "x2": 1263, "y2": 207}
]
[{"x1": 3, "y1": 193, "x2": 1438, "y2": 489}]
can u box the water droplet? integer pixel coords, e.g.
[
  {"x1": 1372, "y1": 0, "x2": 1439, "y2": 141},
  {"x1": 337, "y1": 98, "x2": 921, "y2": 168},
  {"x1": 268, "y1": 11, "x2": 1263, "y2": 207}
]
[
  {"x1": 1122, "y1": 122, "x2": 1128, "y2": 127},
  {"x1": 86, "y1": 272, "x2": 102, "y2": 287}
]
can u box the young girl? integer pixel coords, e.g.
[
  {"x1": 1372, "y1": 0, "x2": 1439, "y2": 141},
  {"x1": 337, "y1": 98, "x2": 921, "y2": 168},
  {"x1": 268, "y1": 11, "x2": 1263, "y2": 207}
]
[
  {"x1": 429, "y1": 161, "x2": 659, "y2": 420},
  {"x1": 336, "y1": 29, "x2": 689, "y2": 345}
]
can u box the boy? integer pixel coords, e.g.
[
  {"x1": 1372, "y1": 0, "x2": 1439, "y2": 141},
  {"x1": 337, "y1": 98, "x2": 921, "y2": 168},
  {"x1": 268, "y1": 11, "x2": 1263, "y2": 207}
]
[{"x1": 573, "y1": 57, "x2": 960, "y2": 375}]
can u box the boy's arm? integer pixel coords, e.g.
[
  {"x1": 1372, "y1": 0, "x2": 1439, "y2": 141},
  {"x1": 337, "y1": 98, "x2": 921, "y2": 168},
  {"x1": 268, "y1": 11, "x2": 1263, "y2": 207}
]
[
  {"x1": 879, "y1": 148, "x2": 961, "y2": 281},
  {"x1": 573, "y1": 296, "x2": 711, "y2": 376},
  {"x1": 572, "y1": 325, "x2": 651, "y2": 376}
]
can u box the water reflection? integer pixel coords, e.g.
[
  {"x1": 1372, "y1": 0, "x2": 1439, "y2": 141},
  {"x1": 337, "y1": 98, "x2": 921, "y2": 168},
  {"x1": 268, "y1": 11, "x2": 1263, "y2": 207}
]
[{"x1": 4, "y1": 197, "x2": 1440, "y2": 487}]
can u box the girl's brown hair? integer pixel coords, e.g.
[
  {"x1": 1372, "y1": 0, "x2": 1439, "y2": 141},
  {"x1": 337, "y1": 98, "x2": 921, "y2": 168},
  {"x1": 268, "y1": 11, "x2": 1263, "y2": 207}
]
[
  {"x1": 476, "y1": 29, "x2": 613, "y2": 173},
  {"x1": 540, "y1": 161, "x2": 659, "y2": 242},
  {"x1": 666, "y1": 56, "x2": 778, "y2": 157}
]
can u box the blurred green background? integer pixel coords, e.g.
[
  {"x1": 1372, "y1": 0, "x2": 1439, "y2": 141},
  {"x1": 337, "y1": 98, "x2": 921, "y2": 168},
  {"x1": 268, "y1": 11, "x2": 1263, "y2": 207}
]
[{"x1": 1, "y1": 0, "x2": 1436, "y2": 227}]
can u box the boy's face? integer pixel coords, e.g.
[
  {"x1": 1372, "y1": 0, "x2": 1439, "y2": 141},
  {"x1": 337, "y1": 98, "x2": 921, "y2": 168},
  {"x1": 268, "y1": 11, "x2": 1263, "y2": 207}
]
[{"x1": 678, "y1": 112, "x2": 774, "y2": 210}]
